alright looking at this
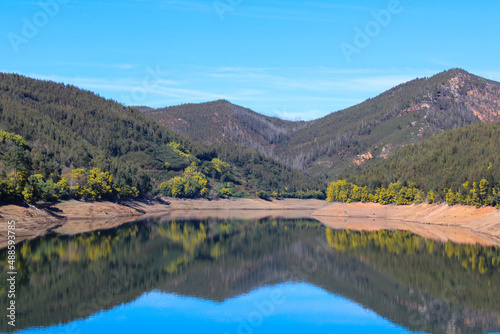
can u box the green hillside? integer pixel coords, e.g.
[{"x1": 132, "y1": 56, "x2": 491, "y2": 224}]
[
  {"x1": 145, "y1": 69, "x2": 500, "y2": 176},
  {"x1": 2, "y1": 70, "x2": 499, "y2": 205},
  {"x1": 344, "y1": 120, "x2": 500, "y2": 198},
  {"x1": 0, "y1": 73, "x2": 325, "y2": 203}
]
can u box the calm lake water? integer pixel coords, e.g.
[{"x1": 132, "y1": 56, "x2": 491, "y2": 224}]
[{"x1": 1, "y1": 216, "x2": 499, "y2": 334}]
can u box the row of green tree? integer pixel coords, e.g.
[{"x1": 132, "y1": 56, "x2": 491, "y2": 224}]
[
  {"x1": 1, "y1": 167, "x2": 139, "y2": 203},
  {"x1": 1, "y1": 129, "x2": 139, "y2": 202},
  {"x1": 257, "y1": 189, "x2": 325, "y2": 200},
  {"x1": 326, "y1": 179, "x2": 500, "y2": 208},
  {"x1": 445, "y1": 180, "x2": 500, "y2": 207}
]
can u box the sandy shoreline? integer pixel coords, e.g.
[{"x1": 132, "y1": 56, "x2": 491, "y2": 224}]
[
  {"x1": 0, "y1": 198, "x2": 325, "y2": 247},
  {"x1": 312, "y1": 202, "x2": 500, "y2": 246},
  {"x1": 1, "y1": 199, "x2": 499, "y2": 247}
]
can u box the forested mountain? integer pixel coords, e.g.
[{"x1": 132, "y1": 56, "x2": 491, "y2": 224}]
[
  {"x1": 343, "y1": 120, "x2": 500, "y2": 196},
  {"x1": 144, "y1": 100, "x2": 306, "y2": 157},
  {"x1": 145, "y1": 69, "x2": 500, "y2": 176},
  {"x1": 0, "y1": 73, "x2": 325, "y2": 203},
  {"x1": 1, "y1": 69, "x2": 499, "y2": 204},
  {"x1": 0, "y1": 73, "x2": 189, "y2": 192}
]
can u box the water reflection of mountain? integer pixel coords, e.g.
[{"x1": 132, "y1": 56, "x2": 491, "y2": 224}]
[{"x1": 0, "y1": 217, "x2": 499, "y2": 333}]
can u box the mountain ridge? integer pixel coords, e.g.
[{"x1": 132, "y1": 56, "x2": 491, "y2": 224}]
[
  {"x1": 144, "y1": 99, "x2": 307, "y2": 158},
  {"x1": 144, "y1": 68, "x2": 500, "y2": 175}
]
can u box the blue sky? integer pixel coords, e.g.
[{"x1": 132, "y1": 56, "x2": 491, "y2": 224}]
[{"x1": 1, "y1": 0, "x2": 500, "y2": 120}]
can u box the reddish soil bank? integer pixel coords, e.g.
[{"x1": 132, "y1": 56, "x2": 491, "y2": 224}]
[
  {"x1": 0, "y1": 198, "x2": 325, "y2": 247},
  {"x1": 312, "y1": 202, "x2": 500, "y2": 246}
]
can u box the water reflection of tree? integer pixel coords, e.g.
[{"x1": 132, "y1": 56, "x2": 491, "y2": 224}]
[
  {"x1": 325, "y1": 228, "x2": 500, "y2": 312},
  {"x1": 0, "y1": 219, "x2": 498, "y2": 334}
]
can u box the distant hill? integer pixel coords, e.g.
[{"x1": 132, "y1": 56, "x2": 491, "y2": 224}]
[
  {"x1": 144, "y1": 69, "x2": 500, "y2": 176},
  {"x1": 144, "y1": 100, "x2": 306, "y2": 157}
]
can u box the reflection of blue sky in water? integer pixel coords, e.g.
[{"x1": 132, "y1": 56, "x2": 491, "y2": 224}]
[
  {"x1": 19, "y1": 282, "x2": 417, "y2": 334},
  {"x1": 6, "y1": 220, "x2": 499, "y2": 334}
]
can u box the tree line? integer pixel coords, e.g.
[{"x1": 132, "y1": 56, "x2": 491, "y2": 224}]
[
  {"x1": 0, "y1": 126, "x2": 325, "y2": 203},
  {"x1": 1, "y1": 129, "x2": 140, "y2": 202},
  {"x1": 326, "y1": 179, "x2": 500, "y2": 208}
]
